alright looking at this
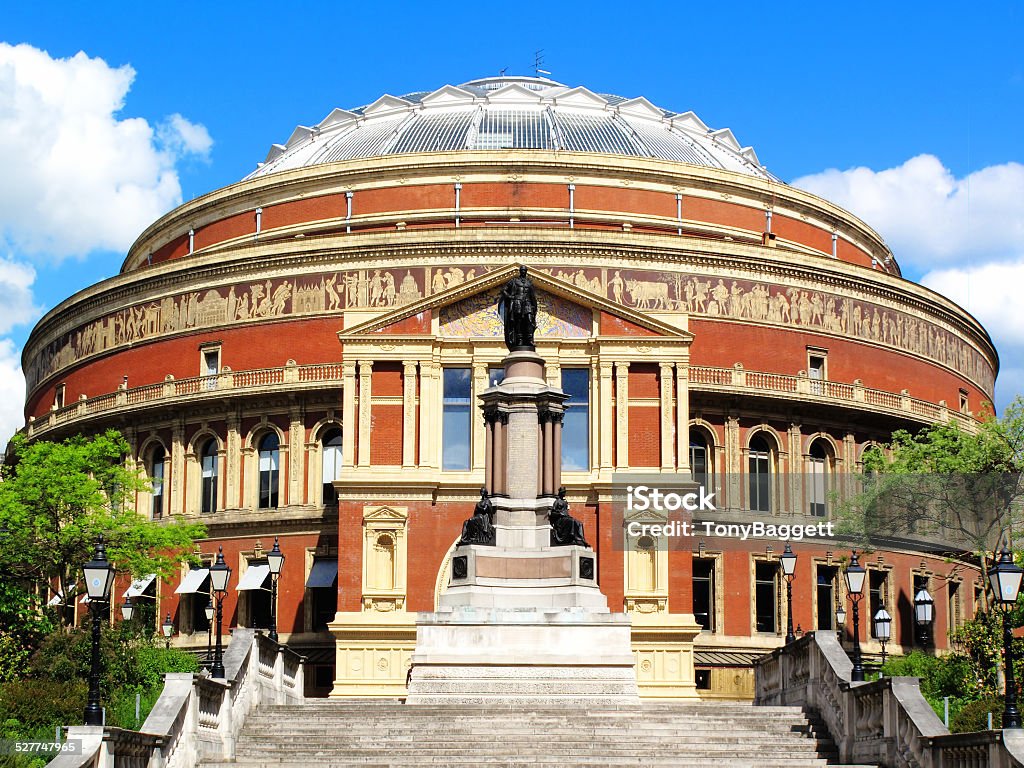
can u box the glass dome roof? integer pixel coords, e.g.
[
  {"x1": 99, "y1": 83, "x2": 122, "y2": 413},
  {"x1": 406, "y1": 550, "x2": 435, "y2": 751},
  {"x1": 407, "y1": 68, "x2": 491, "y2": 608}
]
[{"x1": 247, "y1": 76, "x2": 773, "y2": 180}]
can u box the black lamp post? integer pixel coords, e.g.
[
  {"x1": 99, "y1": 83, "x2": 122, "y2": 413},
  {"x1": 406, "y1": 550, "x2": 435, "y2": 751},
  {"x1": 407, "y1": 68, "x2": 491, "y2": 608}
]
[
  {"x1": 915, "y1": 588, "x2": 935, "y2": 647},
  {"x1": 836, "y1": 603, "x2": 847, "y2": 643},
  {"x1": 989, "y1": 546, "x2": 1023, "y2": 729},
  {"x1": 161, "y1": 612, "x2": 174, "y2": 649},
  {"x1": 267, "y1": 537, "x2": 285, "y2": 643},
  {"x1": 204, "y1": 598, "x2": 214, "y2": 669},
  {"x1": 83, "y1": 535, "x2": 115, "y2": 726},
  {"x1": 845, "y1": 551, "x2": 867, "y2": 682},
  {"x1": 874, "y1": 603, "x2": 892, "y2": 673},
  {"x1": 209, "y1": 547, "x2": 232, "y2": 679},
  {"x1": 780, "y1": 543, "x2": 797, "y2": 644}
]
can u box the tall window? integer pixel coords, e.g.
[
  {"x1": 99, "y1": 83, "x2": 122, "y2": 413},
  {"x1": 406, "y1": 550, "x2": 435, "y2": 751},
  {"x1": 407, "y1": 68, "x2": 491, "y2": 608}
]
[
  {"x1": 442, "y1": 368, "x2": 471, "y2": 470},
  {"x1": 561, "y1": 369, "x2": 590, "y2": 471},
  {"x1": 692, "y1": 558, "x2": 715, "y2": 631},
  {"x1": 808, "y1": 440, "x2": 830, "y2": 517},
  {"x1": 869, "y1": 570, "x2": 887, "y2": 638},
  {"x1": 748, "y1": 435, "x2": 772, "y2": 513},
  {"x1": 816, "y1": 565, "x2": 837, "y2": 630},
  {"x1": 202, "y1": 347, "x2": 220, "y2": 391},
  {"x1": 321, "y1": 428, "x2": 342, "y2": 505},
  {"x1": 150, "y1": 445, "x2": 166, "y2": 520},
  {"x1": 808, "y1": 352, "x2": 826, "y2": 395},
  {"x1": 201, "y1": 439, "x2": 218, "y2": 514},
  {"x1": 258, "y1": 433, "x2": 280, "y2": 509},
  {"x1": 948, "y1": 582, "x2": 960, "y2": 635},
  {"x1": 689, "y1": 430, "x2": 709, "y2": 489},
  {"x1": 755, "y1": 561, "x2": 778, "y2": 633}
]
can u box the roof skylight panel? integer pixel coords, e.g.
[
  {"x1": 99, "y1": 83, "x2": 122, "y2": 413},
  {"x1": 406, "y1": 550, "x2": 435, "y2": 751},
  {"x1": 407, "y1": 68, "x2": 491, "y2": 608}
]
[
  {"x1": 473, "y1": 110, "x2": 553, "y2": 149},
  {"x1": 619, "y1": 117, "x2": 711, "y2": 165},
  {"x1": 389, "y1": 110, "x2": 476, "y2": 154},
  {"x1": 322, "y1": 115, "x2": 408, "y2": 161},
  {"x1": 552, "y1": 111, "x2": 641, "y2": 156}
]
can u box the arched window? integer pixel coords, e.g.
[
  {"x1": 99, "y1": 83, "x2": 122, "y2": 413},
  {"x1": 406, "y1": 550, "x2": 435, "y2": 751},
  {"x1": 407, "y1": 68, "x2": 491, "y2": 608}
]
[
  {"x1": 150, "y1": 444, "x2": 166, "y2": 520},
  {"x1": 748, "y1": 435, "x2": 772, "y2": 513},
  {"x1": 321, "y1": 428, "x2": 343, "y2": 505},
  {"x1": 201, "y1": 440, "x2": 218, "y2": 514},
  {"x1": 258, "y1": 432, "x2": 280, "y2": 509},
  {"x1": 808, "y1": 439, "x2": 831, "y2": 517},
  {"x1": 689, "y1": 429, "x2": 711, "y2": 489}
]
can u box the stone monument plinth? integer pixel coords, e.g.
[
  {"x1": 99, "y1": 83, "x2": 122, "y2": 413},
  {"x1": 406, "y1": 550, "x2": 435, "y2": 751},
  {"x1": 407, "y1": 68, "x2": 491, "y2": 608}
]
[{"x1": 405, "y1": 266, "x2": 639, "y2": 704}]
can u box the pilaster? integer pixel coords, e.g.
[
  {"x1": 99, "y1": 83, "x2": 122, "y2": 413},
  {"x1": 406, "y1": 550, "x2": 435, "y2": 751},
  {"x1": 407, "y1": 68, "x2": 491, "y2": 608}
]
[
  {"x1": 402, "y1": 361, "x2": 418, "y2": 468},
  {"x1": 357, "y1": 360, "x2": 373, "y2": 467},
  {"x1": 226, "y1": 411, "x2": 241, "y2": 509},
  {"x1": 170, "y1": 419, "x2": 186, "y2": 517},
  {"x1": 659, "y1": 363, "x2": 674, "y2": 471},
  {"x1": 419, "y1": 361, "x2": 440, "y2": 469},
  {"x1": 725, "y1": 415, "x2": 741, "y2": 511},
  {"x1": 472, "y1": 362, "x2": 488, "y2": 471},
  {"x1": 289, "y1": 406, "x2": 304, "y2": 505},
  {"x1": 615, "y1": 361, "x2": 630, "y2": 469},
  {"x1": 599, "y1": 362, "x2": 614, "y2": 471},
  {"x1": 675, "y1": 364, "x2": 690, "y2": 472},
  {"x1": 342, "y1": 362, "x2": 357, "y2": 469}
]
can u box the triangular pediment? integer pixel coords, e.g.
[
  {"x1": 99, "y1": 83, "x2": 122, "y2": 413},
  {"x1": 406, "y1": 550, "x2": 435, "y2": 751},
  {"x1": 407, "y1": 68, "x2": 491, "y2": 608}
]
[
  {"x1": 362, "y1": 94, "x2": 413, "y2": 117},
  {"x1": 616, "y1": 97, "x2": 665, "y2": 121},
  {"x1": 420, "y1": 85, "x2": 478, "y2": 106},
  {"x1": 338, "y1": 264, "x2": 692, "y2": 341},
  {"x1": 553, "y1": 87, "x2": 608, "y2": 110}
]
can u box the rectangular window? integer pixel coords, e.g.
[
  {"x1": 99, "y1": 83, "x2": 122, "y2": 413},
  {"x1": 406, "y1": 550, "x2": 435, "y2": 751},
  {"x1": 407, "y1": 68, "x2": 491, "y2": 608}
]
[
  {"x1": 755, "y1": 561, "x2": 778, "y2": 633},
  {"x1": 869, "y1": 570, "x2": 887, "y2": 638},
  {"x1": 816, "y1": 565, "x2": 837, "y2": 630},
  {"x1": 201, "y1": 345, "x2": 221, "y2": 391},
  {"x1": 808, "y1": 350, "x2": 827, "y2": 395},
  {"x1": 959, "y1": 389, "x2": 969, "y2": 414},
  {"x1": 948, "y1": 582, "x2": 960, "y2": 635},
  {"x1": 692, "y1": 558, "x2": 715, "y2": 631},
  {"x1": 152, "y1": 461, "x2": 164, "y2": 520},
  {"x1": 561, "y1": 368, "x2": 590, "y2": 471},
  {"x1": 690, "y1": 436, "x2": 708, "y2": 489},
  {"x1": 748, "y1": 452, "x2": 771, "y2": 512},
  {"x1": 54, "y1": 384, "x2": 66, "y2": 409},
  {"x1": 442, "y1": 368, "x2": 472, "y2": 471}
]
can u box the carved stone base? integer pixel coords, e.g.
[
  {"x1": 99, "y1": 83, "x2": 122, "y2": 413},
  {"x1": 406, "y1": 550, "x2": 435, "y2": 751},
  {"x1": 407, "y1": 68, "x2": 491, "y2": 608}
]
[{"x1": 406, "y1": 607, "x2": 639, "y2": 705}]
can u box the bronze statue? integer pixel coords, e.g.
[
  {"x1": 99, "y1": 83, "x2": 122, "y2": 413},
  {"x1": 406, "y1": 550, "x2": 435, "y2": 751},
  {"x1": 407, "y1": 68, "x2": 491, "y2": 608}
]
[
  {"x1": 499, "y1": 266, "x2": 538, "y2": 351},
  {"x1": 458, "y1": 488, "x2": 496, "y2": 546},
  {"x1": 549, "y1": 487, "x2": 589, "y2": 548}
]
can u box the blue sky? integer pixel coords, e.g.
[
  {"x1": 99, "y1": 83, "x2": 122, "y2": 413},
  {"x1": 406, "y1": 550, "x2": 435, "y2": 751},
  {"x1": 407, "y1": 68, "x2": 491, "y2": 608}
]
[{"x1": 0, "y1": 2, "x2": 1022, "y2": 440}]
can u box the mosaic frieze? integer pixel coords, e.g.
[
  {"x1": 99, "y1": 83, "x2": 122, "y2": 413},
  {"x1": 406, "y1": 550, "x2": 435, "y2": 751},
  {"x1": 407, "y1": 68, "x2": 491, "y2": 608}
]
[
  {"x1": 439, "y1": 288, "x2": 591, "y2": 339},
  {"x1": 27, "y1": 264, "x2": 995, "y2": 395}
]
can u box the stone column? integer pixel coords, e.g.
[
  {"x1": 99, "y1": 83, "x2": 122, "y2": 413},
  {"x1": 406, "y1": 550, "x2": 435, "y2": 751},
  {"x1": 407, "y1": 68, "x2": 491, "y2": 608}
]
[
  {"x1": 660, "y1": 363, "x2": 674, "y2": 471},
  {"x1": 419, "y1": 362, "x2": 440, "y2": 470},
  {"x1": 342, "y1": 362, "x2": 357, "y2": 469},
  {"x1": 483, "y1": 408, "x2": 495, "y2": 493},
  {"x1": 357, "y1": 360, "x2": 372, "y2": 467},
  {"x1": 541, "y1": 410, "x2": 554, "y2": 495},
  {"x1": 170, "y1": 419, "x2": 186, "y2": 517},
  {"x1": 552, "y1": 410, "x2": 563, "y2": 491},
  {"x1": 226, "y1": 411, "x2": 241, "y2": 509},
  {"x1": 675, "y1": 364, "x2": 690, "y2": 472},
  {"x1": 289, "y1": 406, "x2": 304, "y2": 506},
  {"x1": 402, "y1": 361, "x2": 418, "y2": 468},
  {"x1": 615, "y1": 362, "x2": 630, "y2": 469},
  {"x1": 599, "y1": 362, "x2": 614, "y2": 471},
  {"x1": 472, "y1": 363, "x2": 488, "y2": 472}
]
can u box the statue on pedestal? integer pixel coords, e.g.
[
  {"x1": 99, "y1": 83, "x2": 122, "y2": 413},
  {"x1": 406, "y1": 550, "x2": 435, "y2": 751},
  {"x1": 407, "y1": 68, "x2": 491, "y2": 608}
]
[
  {"x1": 458, "y1": 488, "x2": 496, "y2": 546},
  {"x1": 499, "y1": 266, "x2": 538, "y2": 351},
  {"x1": 549, "y1": 487, "x2": 589, "y2": 548}
]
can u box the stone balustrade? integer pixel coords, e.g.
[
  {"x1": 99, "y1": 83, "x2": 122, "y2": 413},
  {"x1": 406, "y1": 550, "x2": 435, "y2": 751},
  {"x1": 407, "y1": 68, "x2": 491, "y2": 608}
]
[
  {"x1": 754, "y1": 631, "x2": 1024, "y2": 768},
  {"x1": 50, "y1": 629, "x2": 304, "y2": 768},
  {"x1": 28, "y1": 361, "x2": 967, "y2": 440}
]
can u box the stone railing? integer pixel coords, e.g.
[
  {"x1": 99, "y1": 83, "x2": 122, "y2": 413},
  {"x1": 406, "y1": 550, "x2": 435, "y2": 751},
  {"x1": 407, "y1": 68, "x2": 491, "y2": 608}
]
[
  {"x1": 690, "y1": 364, "x2": 975, "y2": 429},
  {"x1": 28, "y1": 360, "x2": 344, "y2": 438},
  {"x1": 754, "y1": 631, "x2": 1024, "y2": 767},
  {"x1": 29, "y1": 359, "x2": 967, "y2": 440},
  {"x1": 51, "y1": 629, "x2": 304, "y2": 768}
]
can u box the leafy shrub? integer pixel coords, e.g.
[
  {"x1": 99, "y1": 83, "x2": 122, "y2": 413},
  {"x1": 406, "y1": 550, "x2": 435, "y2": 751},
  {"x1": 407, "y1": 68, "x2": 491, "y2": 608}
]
[
  {"x1": 951, "y1": 696, "x2": 1004, "y2": 733},
  {"x1": 0, "y1": 679, "x2": 86, "y2": 729}
]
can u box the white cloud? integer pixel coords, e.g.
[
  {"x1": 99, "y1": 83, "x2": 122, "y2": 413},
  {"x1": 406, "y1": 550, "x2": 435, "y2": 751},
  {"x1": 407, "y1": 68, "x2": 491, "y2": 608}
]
[
  {"x1": 922, "y1": 260, "x2": 1024, "y2": 410},
  {"x1": 0, "y1": 338, "x2": 26, "y2": 447},
  {"x1": 792, "y1": 155, "x2": 1024, "y2": 271},
  {"x1": 0, "y1": 257, "x2": 39, "y2": 333},
  {"x1": 0, "y1": 43, "x2": 213, "y2": 260}
]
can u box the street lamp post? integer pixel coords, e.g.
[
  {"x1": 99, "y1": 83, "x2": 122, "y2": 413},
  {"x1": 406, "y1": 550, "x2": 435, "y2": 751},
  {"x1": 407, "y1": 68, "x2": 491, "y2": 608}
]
[
  {"x1": 121, "y1": 597, "x2": 134, "y2": 622},
  {"x1": 161, "y1": 612, "x2": 174, "y2": 650},
  {"x1": 204, "y1": 598, "x2": 214, "y2": 669},
  {"x1": 915, "y1": 588, "x2": 935, "y2": 647},
  {"x1": 989, "y1": 546, "x2": 1023, "y2": 729},
  {"x1": 780, "y1": 543, "x2": 797, "y2": 644},
  {"x1": 845, "y1": 551, "x2": 867, "y2": 682},
  {"x1": 209, "y1": 547, "x2": 232, "y2": 679},
  {"x1": 83, "y1": 535, "x2": 115, "y2": 726},
  {"x1": 874, "y1": 603, "x2": 892, "y2": 675},
  {"x1": 266, "y1": 537, "x2": 285, "y2": 643},
  {"x1": 836, "y1": 603, "x2": 847, "y2": 644}
]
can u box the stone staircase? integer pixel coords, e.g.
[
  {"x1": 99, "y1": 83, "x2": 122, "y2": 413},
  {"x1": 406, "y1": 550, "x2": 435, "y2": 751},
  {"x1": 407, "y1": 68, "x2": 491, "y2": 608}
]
[{"x1": 199, "y1": 700, "x2": 879, "y2": 767}]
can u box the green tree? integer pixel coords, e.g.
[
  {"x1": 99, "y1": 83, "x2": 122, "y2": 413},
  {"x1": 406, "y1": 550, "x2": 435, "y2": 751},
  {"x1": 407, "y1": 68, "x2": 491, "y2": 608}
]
[
  {"x1": 841, "y1": 398, "x2": 1024, "y2": 600},
  {"x1": 0, "y1": 429, "x2": 205, "y2": 622}
]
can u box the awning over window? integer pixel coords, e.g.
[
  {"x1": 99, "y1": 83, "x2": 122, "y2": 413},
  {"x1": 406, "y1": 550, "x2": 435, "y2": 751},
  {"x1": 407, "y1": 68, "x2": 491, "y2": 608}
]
[
  {"x1": 236, "y1": 564, "x2": 270, "y2": 591},
  {"x1": 306, "y1": 559, "x2": 338, "y2": 589},
  {"x1": 123, "y1": 573, "x2": 157, "y2": 598},
  {"x1": 175, "y1": 568, "x2": 210, "y2": 594}
]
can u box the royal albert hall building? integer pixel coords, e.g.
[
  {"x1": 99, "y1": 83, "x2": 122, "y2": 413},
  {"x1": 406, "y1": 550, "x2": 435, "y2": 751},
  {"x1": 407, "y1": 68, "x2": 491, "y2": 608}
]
[{"x1": 22, "y1": 76, "x2": 998, "y2": 698}]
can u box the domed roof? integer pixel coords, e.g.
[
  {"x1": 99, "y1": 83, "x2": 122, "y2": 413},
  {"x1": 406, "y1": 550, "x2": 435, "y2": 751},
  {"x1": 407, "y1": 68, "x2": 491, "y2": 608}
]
[{"x1": 247, "y1": 76, "x2": 773, "y2": 180}]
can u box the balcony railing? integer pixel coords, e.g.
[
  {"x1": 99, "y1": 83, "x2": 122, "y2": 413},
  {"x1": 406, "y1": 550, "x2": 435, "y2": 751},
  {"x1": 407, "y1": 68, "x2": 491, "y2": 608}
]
[{"x1": 27, "y1": 360, "x2": 971, "y2": 439}]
